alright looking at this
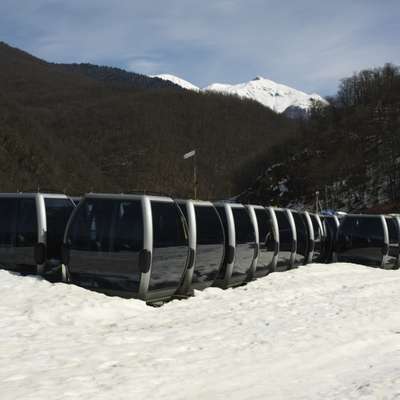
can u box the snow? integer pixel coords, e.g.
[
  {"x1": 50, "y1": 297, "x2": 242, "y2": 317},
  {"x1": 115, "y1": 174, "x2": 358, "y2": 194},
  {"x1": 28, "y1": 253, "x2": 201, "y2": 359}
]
[
  {"x1": 204, "y1": 76, "x2": 328, "y2": 113},
  {"x1": 150, "y1": 74, "x2": 327, "y2": 113},
  {"x1": 152, "y1": 74, "x2": 200, "y2": 91},
  {"x1": 1, "y1": 264, "x2": 400, "y2": 400}
]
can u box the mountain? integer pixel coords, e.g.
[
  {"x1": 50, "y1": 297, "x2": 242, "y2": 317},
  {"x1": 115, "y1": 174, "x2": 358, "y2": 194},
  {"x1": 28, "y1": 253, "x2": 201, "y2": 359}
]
[
  {"x1": 151, "y1": 74, "x2": 327, "y2": 114},
  {"x1": 204, "y1": 76, "x2": 327, "y2": 114},
  {"x1": 152, "y1": 74, "x2": 199, "y2": 91},
  {"x1": 0, "y1": 41, "x2": 295, "y2": 198}
]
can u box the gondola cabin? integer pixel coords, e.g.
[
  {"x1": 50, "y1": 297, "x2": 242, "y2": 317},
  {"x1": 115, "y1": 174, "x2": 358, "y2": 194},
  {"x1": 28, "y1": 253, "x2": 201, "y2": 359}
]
[
  {"x1": 246, "y1": 205, "x2": 279, "y2": 278},
  {"x1": 62, "y1": 194, "x2": 190, "y2": 303},
  {"x1": 0, "y1": 193, "x2": 75, "y2": 277},
  {"x1": 274, "y1": 208, "x2": 296, "y2": 271},
  {"x1": 214, "y1": 203, "x2": 256, "y2": 288},
  {"x1": 335, "y1": 214, "x2": 389, "y2": 267},
  {"x1": 176, "y1": 200, "x2": 225, "y2": 294}
]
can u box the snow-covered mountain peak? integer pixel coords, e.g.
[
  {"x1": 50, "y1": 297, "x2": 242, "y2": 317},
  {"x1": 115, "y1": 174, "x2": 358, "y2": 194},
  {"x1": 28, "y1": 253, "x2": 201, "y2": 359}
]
[
  {"x1": 152, "y1": 74, "x2": 199, "y2": 91},
  {"x1": 204, "y1": 76, "x2": 328, "y2": 113},
  {"x1": 150, "y1": 73, "x2": 327, "y2": 114}
]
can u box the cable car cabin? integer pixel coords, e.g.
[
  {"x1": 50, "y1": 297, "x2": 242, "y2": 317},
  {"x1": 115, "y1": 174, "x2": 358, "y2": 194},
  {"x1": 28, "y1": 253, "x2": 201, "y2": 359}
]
[
  {"x1": 274, "y1": 208, "x2": 296, "y2": 271},
  {"x1": 335, "y1": 214, "x2": 389, "y2": 267},
  {"x1": 246, "y1": 205, "x2": 279, "y2": 278},
  {"x1": 214, "y1": 203, "x2": 256, "y2": 288},
  {"x1": 176, "y1": 200, "x2": 225, "y2": 294},
  {"x1": 383, "y1": 216, "x2": 400, "y2": 269},
  {"x1": 0, "y1": 193, "x2": 75, "y2": 276},
  {"x1": 63, "y1": 194, "x2": 190, "y2": 303},
  {"x1": 320, "y1": 215, "x2": 340, "y2": 263},
  {"x1": 308, "y1": 213, "x2": 326, "y2": 263},
  {"x1": 291, "y1": 210, "x2": 309, "y2": 266}
]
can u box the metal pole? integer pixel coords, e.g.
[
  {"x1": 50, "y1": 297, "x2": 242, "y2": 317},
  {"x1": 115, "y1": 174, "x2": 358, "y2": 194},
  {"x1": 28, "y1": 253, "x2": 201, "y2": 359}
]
[{"x1": 315, "y1": 191, "x2": 319, "y2": 214}]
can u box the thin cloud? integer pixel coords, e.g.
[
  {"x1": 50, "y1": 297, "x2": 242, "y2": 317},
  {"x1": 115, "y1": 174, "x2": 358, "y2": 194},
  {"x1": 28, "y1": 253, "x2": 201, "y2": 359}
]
[{"x1": 0, "y1": 0, "x2": 399, "y2": 95}]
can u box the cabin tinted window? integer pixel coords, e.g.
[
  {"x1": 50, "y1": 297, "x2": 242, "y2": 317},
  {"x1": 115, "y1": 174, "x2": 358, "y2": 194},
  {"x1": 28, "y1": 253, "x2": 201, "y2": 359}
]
[
  {"x1": 152, "y1": 202, "x2": 187, "y2": 247},
  {"x1": 362, "y1": 217, "x2": 382, "y2": 238},
  {"x1": 255, "y1": 208, "x2": 272, "y2": 243},
  {"x1": 0, "y1": 198, "x2": 17, "y2": 246},
  {"x1": 68, "y1": 198, "x2": 114, "y2": 251},
  {"x1": 254, "y1": 208, "x2": 275, "y2": 273},
  {"x1": 16, "y1": 198, "x2": 38, "y2": 247},
  {"x1": 276, "y1": 210, "x2": 292, "y2": 242},
  {"x1": 232, "y1": 208, "x2": 254, "y2": 244},
  {"x1": 113, "y1": 201, "x2": 143, "y2": 252},
  {"x1": 337, "y1": 216, "x2": 384, "y2": 266},
  {"x1": 45, "y1": 198, "x2": 75, "y2": 259},
  {"x1": 292, "y1": 212, "x2": 307, "y2": 236},
  {"x1": 195, "y1": 205, "x2": 224, "y2": 245},
  {"x1": 149, "y1": 201, "x2": 188, "y2": 291},
  {"x1": 292, "y1": 212, "x2": 307, "y2": 258},
  {"x1": 386, "y1": 217, "x2": 398, "y2": 244}
]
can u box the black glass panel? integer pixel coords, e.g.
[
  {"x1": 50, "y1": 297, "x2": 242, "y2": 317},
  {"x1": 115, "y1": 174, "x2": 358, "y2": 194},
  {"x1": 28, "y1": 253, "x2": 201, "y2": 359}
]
[
  {"x1": 275, "y1": 210, "x2": 293, "y2": 269},
  {"x1": 67, "y1": 198, "x2": 143, "y2": 293},
  {"x1": 231, "y1": 208, "x2": 255, "y2": 279},
  {"x1": 45, "y1": 198, "x2": 75, "y2": 260},
  {"x1": 322, "y1": 216, "x2": 338, "y2": 262},
  {"x1": 192, "y1": 205, "x2": 224, "y2": 287},
  {"x1": 386, "y1": 217, "x2": 398, "y2": 244},
  {"x1": 292, "y1": 212, "x2": 307, "y2": 265},
  {"x1": 254, "y1": 208, "x2": 275, "y2": 275},
  {"x1": 149, "y1": 201, "x2": 188, "y2": 291},
  {"x1": 0, "y1": 198, "x2": 16, "y2": 247},
  {"x1": 336, "y1": 216, "x2": 384, "y2": 267},
  {"x1": 0, "y1": 198, "x2": 17, "y2": 269},
  {"x1": 15, "y1": 198, "x2": 38, "y2": 271},
  {"x1": 16, "y1": 198, "x2": 38, "y2": 247}
]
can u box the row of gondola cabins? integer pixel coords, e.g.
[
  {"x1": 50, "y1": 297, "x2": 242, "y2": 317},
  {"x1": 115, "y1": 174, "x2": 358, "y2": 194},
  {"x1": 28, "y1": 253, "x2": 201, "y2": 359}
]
[{"x1": 0, "y1": 193, "x2": 398, "y2": 304}]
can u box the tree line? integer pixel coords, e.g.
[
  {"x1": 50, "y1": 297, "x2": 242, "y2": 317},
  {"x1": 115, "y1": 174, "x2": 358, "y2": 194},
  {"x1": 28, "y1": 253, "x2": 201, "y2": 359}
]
[{"x1": 241, "y1": 63, "x2": 400, "y2": 213}]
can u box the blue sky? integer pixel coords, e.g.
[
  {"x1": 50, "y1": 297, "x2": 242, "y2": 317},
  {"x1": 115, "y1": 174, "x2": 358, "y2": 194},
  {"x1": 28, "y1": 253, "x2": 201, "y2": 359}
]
[{"x1": 1, "y1": 0, "x2": 399, "y2": 95}]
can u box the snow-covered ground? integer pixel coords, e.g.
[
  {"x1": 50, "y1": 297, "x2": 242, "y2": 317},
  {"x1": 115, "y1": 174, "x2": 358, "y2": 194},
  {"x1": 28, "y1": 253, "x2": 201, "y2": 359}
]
[{"x1": 1, "y1": 264, "x2": 400, "y2": 400}]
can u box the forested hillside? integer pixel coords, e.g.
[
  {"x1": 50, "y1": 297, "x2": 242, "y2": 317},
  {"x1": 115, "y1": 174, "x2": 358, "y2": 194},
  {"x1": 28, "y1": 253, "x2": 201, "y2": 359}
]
[
  {"x1": 56, "y1": 63, "x2": 181, "y2": 90},
  {"x1": 240, "y1": 64, "x2": 400, "y2": 213},
  {"x1": 0, "y1": 42, "x2": 295, "y2": 198}
]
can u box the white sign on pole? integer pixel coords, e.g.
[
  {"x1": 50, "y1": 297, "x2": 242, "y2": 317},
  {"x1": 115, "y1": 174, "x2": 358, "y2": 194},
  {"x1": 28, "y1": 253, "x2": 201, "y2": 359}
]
[{"x1": 183, "y1": 150, "x2": 196, "y2": 159}]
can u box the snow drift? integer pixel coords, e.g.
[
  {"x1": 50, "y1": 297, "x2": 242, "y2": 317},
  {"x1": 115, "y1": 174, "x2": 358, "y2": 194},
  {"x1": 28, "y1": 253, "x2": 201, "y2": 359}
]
[{"x1": 1, "y1": 264, "x2": 400, "y2": 400}]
